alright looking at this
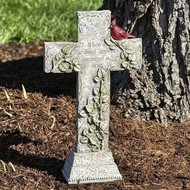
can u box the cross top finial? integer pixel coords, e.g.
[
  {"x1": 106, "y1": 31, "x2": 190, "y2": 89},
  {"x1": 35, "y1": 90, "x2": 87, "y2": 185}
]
[{"x1": 77, "y1": 11, "x2": 110, "y2": 42}]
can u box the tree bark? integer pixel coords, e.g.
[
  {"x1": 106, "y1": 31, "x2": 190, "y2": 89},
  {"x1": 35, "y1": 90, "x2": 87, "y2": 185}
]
[{"x1": 102, "y1": 0, "x2": 190, "y2": 123}]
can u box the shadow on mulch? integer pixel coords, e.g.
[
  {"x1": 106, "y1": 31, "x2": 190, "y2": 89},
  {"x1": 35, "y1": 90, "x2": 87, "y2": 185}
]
[
  {"x1": 0, "y1": 56, "x2": 122, "y2": 101},
  {"x1": 0, "y1": 56, "x2": 77, "y2": 98},
  {"x1": 0, "y1": 132, "x2": 65, "y2": 182}
]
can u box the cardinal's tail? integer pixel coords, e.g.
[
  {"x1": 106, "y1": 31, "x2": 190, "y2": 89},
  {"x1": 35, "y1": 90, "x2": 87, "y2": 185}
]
[{"x1": 127, "y1": 33, "x2": 136, "y2": 39}]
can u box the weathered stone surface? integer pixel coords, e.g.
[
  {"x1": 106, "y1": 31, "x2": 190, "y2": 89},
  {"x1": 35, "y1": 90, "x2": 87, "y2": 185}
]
[
  {"x1": 62, "y1": 149, "x2": 122, "y2": 184},
  {"x1": 44, "y1": 10, "x2": 142, "y2": 184}
]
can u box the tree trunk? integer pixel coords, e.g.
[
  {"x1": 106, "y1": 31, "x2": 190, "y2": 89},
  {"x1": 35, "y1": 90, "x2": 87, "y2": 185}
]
[{"x1": 102, "y1": 0, "x2": 190, "y2": 124}]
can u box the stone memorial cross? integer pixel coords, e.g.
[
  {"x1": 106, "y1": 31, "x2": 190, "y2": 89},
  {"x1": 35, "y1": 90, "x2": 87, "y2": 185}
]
[{"x1": 44, "y1": 10, "x2": 142, "y2": 184}]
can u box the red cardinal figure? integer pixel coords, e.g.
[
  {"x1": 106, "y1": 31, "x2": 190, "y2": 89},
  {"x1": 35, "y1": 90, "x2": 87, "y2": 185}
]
[{"x1": 110, "y1": 19, "x2": 136, "y2": 40}]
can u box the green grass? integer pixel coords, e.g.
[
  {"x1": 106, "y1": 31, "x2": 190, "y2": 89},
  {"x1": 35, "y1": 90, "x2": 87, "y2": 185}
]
[{"x1": 0, "y1": 0, "x2": 103, "y2": 44}]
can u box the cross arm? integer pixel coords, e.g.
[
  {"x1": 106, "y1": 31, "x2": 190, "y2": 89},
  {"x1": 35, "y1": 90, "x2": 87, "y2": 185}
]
[
  {"x1": 44, "y1": 42, "x2": 79, "y2": 73},
  {"x1": 106, "y1": 38, "x2": 142, "y2": 71}
]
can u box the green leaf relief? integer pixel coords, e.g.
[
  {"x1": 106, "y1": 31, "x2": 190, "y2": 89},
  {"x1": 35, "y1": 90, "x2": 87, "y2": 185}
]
[
  {"x1": 73, "y1": 65, "x2": 80, "y2": 72},
  {"x1": 94, "y1": 77, "x2": 100, "y2": 83},
  {"x1": 89, "y1": 110, "x2": 97, "y2": 117},
  {"x1": 80, "y1": 110, "x2": 87, "y2": 118},
  {"x1": 92, "y1": 146, "x2": 100, "y2": 152},
  {"x1": 120, "y1": 52, "x2": 125, "y2": 60},
  {"x1": 104, "y1": 37, "x2": 117, "y2": 50},
  {"x1": 80, "y1": 137, "x2": 88, "y2": 144},
  {"x1": 109, "y1": 45, "x2": 116, "y2": 50},
  {"x1": 93, "y1": 87, "x2": 99, "y2": 95},
  {"x1": 89, "y1": 137, "x2": 98, "y2": 146},
  {"x1": 58, "y1": 62, "x2": 67, "y2": 72},
  {"x1": 93, "y1": 96, "x2": 99, "y2": 103},
  {"x1": 125, "y1": 46, "x2": 134, "y2": 54},
  {"x1": 104, "y1": 37, "x2": 112, "y2": 46},
  {"x1": 52, "y1": 45, "x2": 80, "y2": 73},
  {"x1": 87, "y1": 117, "x2": 92, "y2": 124},
  {"x1": 82, "y1": 128, "x2": 88, "y2": 136},
  {"x1": 93, "y1": 102, "x2": 98, "y2": 109},
  {"x1": 92, "y1": 114, "x2": 99, "y2": 125},
  {"x1": 100, "y1": 121, "x2": 107, "y2": 131},
  {"x1": 69, "y1": 64, "x2": 73, "y2": 70},
  {"x1": 121, "y1": 62, "x2": 129, "y2": 69},
  {"x1": 80, "y1": 68, "x2": 109, "y2": 152},
  {"x1": 101, "y1": 84, "x2": 107, "y2": 94},
  {"x1": 101, "y1": 95, "x2": 109, "y2": 103},
  {"x1": 104, "y1": 37, "x2": 136, "y2": 69},
  {"x1": 55, "y1": 54, "x2": 62, "y2": 61},
  {"x1": 97, "y1": 68, "x2": 106, "y2": 79},
  {"x1": 89, "y1": 127, "x2": 94, "y2": 133},
  {"x1": 72, "y1": 59, "x2": 77, "y2": 66},
  {"x1": 86, "y1": 104, "x2": 93, "y2": 113},
  {"x1": 61, "y1": 46, "x2": 70, "y2": 55},
  {"x1": 102, "y1": 104, "x2": 108, "y2": 112},
  {"x1": 128, "y1": 54, "x2": 136, "y2": 62},
  {"x1": 95, "y1": 130, "x2": 104, "y2": 140}
]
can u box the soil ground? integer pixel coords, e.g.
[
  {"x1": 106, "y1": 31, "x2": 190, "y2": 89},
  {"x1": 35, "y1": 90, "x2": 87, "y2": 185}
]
[{"x1": 0, "y1": 41, "x2": 190, "y2": 189}]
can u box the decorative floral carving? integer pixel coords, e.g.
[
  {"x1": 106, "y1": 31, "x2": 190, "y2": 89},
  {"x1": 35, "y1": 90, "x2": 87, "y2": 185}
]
[
  {"x1": 104, "y1": 37, "x2": 136, "y2": 69},
  {"x1": 80, "y1": 68, "x2": 109, "y2": 152},
  {"x1": 51, "y1": 45, "x2": 80, "y2": 73}
]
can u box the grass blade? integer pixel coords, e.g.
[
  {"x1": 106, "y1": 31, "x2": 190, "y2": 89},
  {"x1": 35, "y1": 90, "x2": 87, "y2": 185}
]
[
  {"x1": 16, "y1": 123, "x2": 22, "y2": 133},
  {"x1": 8, "y1": 104, "x2": 12, "y2": 110},
  {"x1": 22, "y1": 84, "x2": 28, "y2": 99},
  {"x1": 8, "y1": 162, "x2": 16, "y2": 172},
  {"x1": 3, "y1": 89, "x2": 10, "y2": 101},
  {"x1": 4, "y1": 110, "x2": 13, "y2": 117},
  {"x1": 0, "y1": 160, "x2": 7, "y2": 172}
]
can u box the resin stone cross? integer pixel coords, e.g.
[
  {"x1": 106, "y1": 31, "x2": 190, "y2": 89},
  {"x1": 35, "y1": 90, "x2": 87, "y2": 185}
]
[{"x1": 44, "y1": 10, "x2": 142, "y2": 184}]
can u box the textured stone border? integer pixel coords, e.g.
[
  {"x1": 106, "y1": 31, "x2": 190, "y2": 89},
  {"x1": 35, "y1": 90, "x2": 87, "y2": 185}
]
[{"x1": 62, "y1": 149, "x2": 122, "y2": 184}]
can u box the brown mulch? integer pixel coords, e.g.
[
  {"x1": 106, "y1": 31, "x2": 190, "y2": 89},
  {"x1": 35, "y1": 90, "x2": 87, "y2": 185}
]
[{"x1": 0, "y1": 41, "x2": 190, "y2": 190}]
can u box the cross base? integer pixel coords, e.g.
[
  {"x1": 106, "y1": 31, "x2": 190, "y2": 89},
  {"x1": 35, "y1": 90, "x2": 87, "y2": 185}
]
[{"x1": 62, "y1": 149, "x2": 122, "y2": 184}]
